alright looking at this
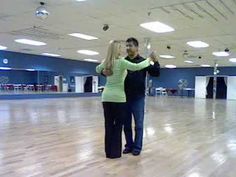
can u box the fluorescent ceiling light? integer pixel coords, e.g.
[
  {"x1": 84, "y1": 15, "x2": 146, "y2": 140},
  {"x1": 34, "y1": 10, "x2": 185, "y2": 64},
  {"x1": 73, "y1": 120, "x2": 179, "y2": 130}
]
[
  {"x1": 15, "y1": 39, "x2": 46, "y2": 46},
  {"x1": 229, "y1": 58, "x2": 236, "y2": 63},
  {"x1": 76, "y1": 0, "x2": 86, "y2": 1},
  {"x1": 42, "y1": 53, "x2": 61, "y2": 57},
  {"x1": 84, "y1": 59, "x2": 99, "y2": 62},
  {"x1": 0, "y1": 45, "x2": 7, "y2": 50},
  {"x1": 201, "y1": 64, "x2": 211, "y2": 67},
  {"x1": 77, "y1": 50, "x2": 99, "y2": 56},
  {"x1": 212, "y1": 51, "x2": 229, "y2": 57},
  {"x1": 165, "y1": 65, "x2": 176, "y2": 69},
  {"x1": 26, "y1": 69, "x2": 36, "y2": 71},
  {"x1": 140, "y1": 21, "x2": 175, "y2": 33},
  {"x1": 187, "y1": 41, "x2": 209, "y2": 48},
  {"x1": 69, "y1": 33, "x2": 98, "y2": 40},
  {"x1": 0, "y1": 67, "x2": 12, "y2": 70},
  {"x1": 159, "y1": 55, "x2": 175, "y2": 59},
  {"x1": 184, "y1": 60, "x2": 194, "y2": 63}
]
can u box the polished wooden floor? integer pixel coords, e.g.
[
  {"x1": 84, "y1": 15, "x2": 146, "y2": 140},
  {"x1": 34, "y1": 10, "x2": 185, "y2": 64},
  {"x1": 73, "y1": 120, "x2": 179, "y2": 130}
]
[{"x1": 0, "y1": 97, "x2": 236, "y2": 177}]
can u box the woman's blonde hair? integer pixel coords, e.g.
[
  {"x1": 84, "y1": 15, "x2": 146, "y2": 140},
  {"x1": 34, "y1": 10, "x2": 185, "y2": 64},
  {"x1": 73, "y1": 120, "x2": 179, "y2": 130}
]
[{"x1": 103, "y1": 40, "x2": 121, "y2": 71}]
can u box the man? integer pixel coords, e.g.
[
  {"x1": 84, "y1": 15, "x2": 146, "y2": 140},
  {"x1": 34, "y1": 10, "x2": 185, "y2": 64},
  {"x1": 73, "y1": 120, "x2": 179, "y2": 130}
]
[{"x1": 102, "y1": 37, "x2": 160, "y2": 156}]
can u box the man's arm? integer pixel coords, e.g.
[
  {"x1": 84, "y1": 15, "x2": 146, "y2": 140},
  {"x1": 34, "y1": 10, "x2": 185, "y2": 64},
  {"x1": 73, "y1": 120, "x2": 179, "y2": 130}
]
[
  {"x1": 101, "y1": 69, "x2": 113, "y2": 77},
  {"x1": 146, "y1": 61, "x2": 160, "y2": 77},
  {"x1": 146, "y1": 52, "x2": 160, "y2": 77}
]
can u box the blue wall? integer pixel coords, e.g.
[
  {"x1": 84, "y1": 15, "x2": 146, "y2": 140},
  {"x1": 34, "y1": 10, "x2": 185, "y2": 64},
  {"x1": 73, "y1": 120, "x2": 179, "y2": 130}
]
[
  {"x1": 0, "y1": 51, "x2": 98, "y2": 74},
  {"x1": 0, "y1": 50, "x2": 101, "y2": 85},
  {"x1": 1, "y1": 50, "x2": 236, "y2": 89},
  {"x1": 151, "y1": 67, "x2": 236, "y2": 89},
  {"x1": 98, "y1": 67, "x2": 236, "y2": 89}
]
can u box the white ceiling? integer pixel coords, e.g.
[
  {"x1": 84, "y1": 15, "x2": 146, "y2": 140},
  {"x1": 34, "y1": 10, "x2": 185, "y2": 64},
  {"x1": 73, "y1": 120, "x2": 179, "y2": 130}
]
[{"x1": 0, "y1": 0, "x2": 236, "y2": 67}]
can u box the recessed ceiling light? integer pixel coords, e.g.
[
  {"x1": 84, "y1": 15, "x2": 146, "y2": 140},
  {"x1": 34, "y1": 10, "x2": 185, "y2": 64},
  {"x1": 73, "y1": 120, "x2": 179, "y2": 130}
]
[
  {"x1": 165, "y1": 65, "x2": 176, "y2": 68},
  {"x1": 69, "y1": 33, "x2": 98, "y2": 40},
  {"x1": 0, "y1": 67, "x2": 12, "y2": 70},
  {"x1": 229, "y1": 58, "x2": 236, "y2": 63},
  {"x1": 84, "y1": 59, "x2": 99, "y2": 62},
  {"x1": 0, "y1": 45, "x2": 7, "y2": 50},
  {"x1": 212, "y1": 51, "x2": 229, "y2": 57},
  {"x1": 187, "y1": 41, "x2": 209, "y2": 48},
  {"x1": 42, "y1": 53, "x2": 61, "y2": 57},
  {"x1": 159, "y1": 55, "x2": 175, "y2": 59},
  {"x1": 184, "y1": 60, "x2": 194, "y2": 63},
  {"x1": 15, "y1": 39, "x2": 46, "y2": 46},
  {"x1": 201, "y1": 64, "x2": 211, "y2": 67},
  {"x1": 140, "y1": 21, "x2": 175, "y2": 33},
  {"x1": 77, "y1": 50, "x2": 99, "y2": 56}
]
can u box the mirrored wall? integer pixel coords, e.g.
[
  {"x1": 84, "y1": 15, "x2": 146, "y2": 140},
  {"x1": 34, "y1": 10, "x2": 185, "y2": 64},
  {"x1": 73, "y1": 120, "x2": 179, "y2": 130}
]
[{"x1": 0, "y1": 68, "x2": 99, "y2": 95}]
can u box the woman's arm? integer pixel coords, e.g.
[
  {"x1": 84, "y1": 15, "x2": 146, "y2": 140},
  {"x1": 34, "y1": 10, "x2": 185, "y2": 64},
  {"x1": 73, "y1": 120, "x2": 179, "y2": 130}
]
[
  {"x1": 96, "y1": 62, "x2": 105, "y2": 73},
  {"x1": 120, "y1": 58, "x2": 151, "y2": 71}
]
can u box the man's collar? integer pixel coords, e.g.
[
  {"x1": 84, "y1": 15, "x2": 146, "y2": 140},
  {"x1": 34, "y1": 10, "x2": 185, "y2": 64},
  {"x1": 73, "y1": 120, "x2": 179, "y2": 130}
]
[{"x1": 126, "y1": 54, "x2": 140, "y2": 60}]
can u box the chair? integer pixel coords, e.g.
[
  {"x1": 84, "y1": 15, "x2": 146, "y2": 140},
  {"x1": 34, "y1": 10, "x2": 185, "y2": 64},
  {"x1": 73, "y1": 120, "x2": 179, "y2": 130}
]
[{"x1": 156, "y1": 87, "x2": 168, "y2": 96}]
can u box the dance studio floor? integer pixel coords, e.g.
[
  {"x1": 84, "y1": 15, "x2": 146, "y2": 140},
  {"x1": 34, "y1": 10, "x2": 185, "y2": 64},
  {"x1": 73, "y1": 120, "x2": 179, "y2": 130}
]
[{"x1": 0, "y1": 97, "x2": 236, "y2": 177}]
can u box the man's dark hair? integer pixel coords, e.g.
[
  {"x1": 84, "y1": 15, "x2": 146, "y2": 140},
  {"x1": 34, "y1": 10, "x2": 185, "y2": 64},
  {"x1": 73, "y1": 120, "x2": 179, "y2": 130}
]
[{"x1": 126, "y1": 37, "x2": 139, "y2": 47}]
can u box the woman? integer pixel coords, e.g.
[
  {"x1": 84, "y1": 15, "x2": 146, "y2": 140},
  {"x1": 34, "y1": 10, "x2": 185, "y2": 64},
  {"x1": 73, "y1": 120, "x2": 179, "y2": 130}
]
[{"x1": 96, "y1": 40, "x2": 155, "y2": 159}]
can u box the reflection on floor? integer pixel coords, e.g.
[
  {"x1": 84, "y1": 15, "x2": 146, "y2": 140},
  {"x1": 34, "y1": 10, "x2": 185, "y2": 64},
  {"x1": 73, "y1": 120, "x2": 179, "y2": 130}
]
[{"x1": 0, "y1": 97, "x2": 236, "y2": 177}]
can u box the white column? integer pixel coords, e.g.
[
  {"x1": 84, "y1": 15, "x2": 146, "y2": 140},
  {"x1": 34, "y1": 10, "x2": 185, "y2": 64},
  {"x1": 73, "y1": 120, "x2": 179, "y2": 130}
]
[
  {"x1": 227, "y1": 76, "x2": 236, "y2": 100},
  {"x1": 195, "y1": 76, "x2": 207, "y2": 98},
  {"x1": 75, "y1": 76, "x2": 84, "y2": 93},
  {"x1": 54, "y1": 76, "x2": 63, "y2": 92},
  {"x1": 92, "y1": 76, "x2": 98, "y2": 93},
  {"x1": 213, "y1": 61, "x2": 218, "y2": 100}
]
